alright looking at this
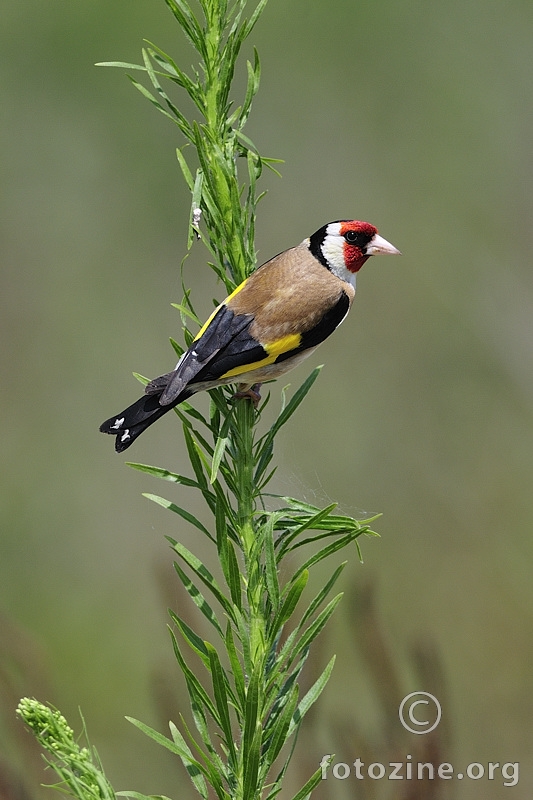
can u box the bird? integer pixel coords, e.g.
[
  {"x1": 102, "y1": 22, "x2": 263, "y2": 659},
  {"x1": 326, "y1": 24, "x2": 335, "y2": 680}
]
[{"x1": 100, "y1": 220, "x2": 400, "y2": 452}]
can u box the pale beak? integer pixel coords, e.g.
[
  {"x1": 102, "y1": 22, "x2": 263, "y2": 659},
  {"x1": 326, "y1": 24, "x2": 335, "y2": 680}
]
[{"x1": 366, "y1": 233, "x2": 402, "y2": 256}]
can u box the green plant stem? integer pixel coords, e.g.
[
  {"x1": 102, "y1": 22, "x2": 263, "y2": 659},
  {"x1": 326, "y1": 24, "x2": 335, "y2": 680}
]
[
  {"x1": 233, "y1": 398, "x2": 266, "y2": 671},
  {"x1": 18, "y1": 5, "x2": 381, "y2": 800},
  {"x1": 234, "y1": 400, "x2": 256, "y2": 542},
  {"x1": 230, "y1": 399, "x2": 269, "y2": 800}
]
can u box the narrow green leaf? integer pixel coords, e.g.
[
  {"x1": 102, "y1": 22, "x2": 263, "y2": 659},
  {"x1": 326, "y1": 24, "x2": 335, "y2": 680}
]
[
  {"x1": 240, "y1": 51, "x2": 260, "y2": 126},
  {"x1": 288, "y1": 766, "x2": 326, "y2": 800},
  {"x1": 288, "y1": 656, "x2": 336, "y2": 738},
  {"x1": 275, "y1": 496, "x2": 322, "y2": 515},
  {"x1": 264, "y1": 644, "x2": 310, "y2": 723},
  {"x1": 290, "y1": 595, "x2": 343, "y2": 662},
  {"x1": 167, "y1": 722, "x2": 209, "y2": 800},
  {"x1": 168, "y1": 627, "x2": 220, "y2": 726},
  {"x1": 263, "y1": 514, "x2": 281, "y2": 610},
  {"x1": 126, "y1": 716, "x2": 200, "y2": 761},
  {"x1": 233, "y1": 606, "x2": 252, "y2": 677},
  {"x1": 262, "y1": 684, "x2": 299, "y2": 770},
  {"x1": 176, "y1": 412, "x2": 215, "y2": 456},
  {"x1": 183, "y1": 424, "x2": 208, "y2": 485},
  {"x1": 178, "y1": 400, "x2": 212, "y2": 427},
  {"x1": 299, "y1": 562, "x2": 347, "y2": 628},
  {"x1": 211, "y1": 480, "x2": 239, "y2": 544},
  {"x1": 243, "y1": 723, "x2": 262, "y2": 800},
  {"x1": 175, "y1": 146, "x2": 194, "y2": 192},
  {"x1": 215, "y1": 491, "x2": 228, "y2": 550},
  {"x1": 132, "y1": 372, "x2": 150, "y2": 386},
  {"x1": 279, "y1": 496, "x2": 381, "y2": 527},
  {"x1": 126, "y1": 462, "x2": 199, "y2": 487},
  {"x1": 127, "y1": 76, "x2": 180, "y2": 125},
  {"x1": 173, "y1": 562, "x2": 224, "y2": 636},
  {"x1": 225, "y1": 622, "x2": 245, "y2": 709},
  {"x1": 209, "y1": 385, "x2": 232, "y2": 417},
  {"x1": 193, "y1": 432, "x2": 217, "y2": 474},
  {"x1": 169, "y1": 336, "x2": 185, "y2": 359},
  {"x1": 95, "y1": 61, "x2": 146, "y2": 70},
  {"x1": 205, "y1": 643, "x2": 237, "y2": 764},
  {"x1": 184, "y1": 697, "x2": 212, "y2": 757},
  {"x1": 144, "y1": 43, "x2": 180, "y2": 75},
  {"x1": 244, "y1": 0, "x2": 270, "y2": 37},
  {"x1": 260, "y1": 156, "x2": 285, "y2": 166},
  {"x1": 164, "y1": 0, "x2": 204, "y2": 54},
  {"x1": 286, "y1": 527, "x2": 364, "y2": 553},
  {"x1": 169, "y1": 610, "x2": 211, "y2": 667},
  {"x1": 209, "y1": 398, "x2": 221, "y2": 439},
  {"x1": 117, "y1": 793, "x2": 172, "y2": 800},
  {"x1": 182, "y1": 425, "x2": 216, "y2": 513},
  {"x1": 143, "y1": 493, "x2": 213, "y2": 540},
  {"x1": 264, "y1": 728, "x2": 301, "y2": 800},
  {"x1": 264, "y1": 627, "x2": 300, "y2": 696},
  {"x1": 242, "y1": 661, "x2": 261, "y2": 764},
  {"x1": 169, "y1": 539, "x2": 237, "y2": 623},
  {"x1": 216, "y1": 501, "x2": 242, "y2": 609},
  {"x1": 142, "y1": 47, "x2": 186, "y2": 126},
  {"x1": 146, "y1": 43, "x2": 201, "y2": 104},
  {"x1": 275, "y1": 503, "x2": 338, "y2": 559},
  {"x1": 177, "y1": 713, "x2": 229, "y2": 795},
  {"x1": 227, "y1": 540, "x2": 243, "y2": 607},
  {"x1": 292, "y1": 531, "x2": 362, "y2": 580},
  {"x1": 210, "y1": 435, "x2": 229, "y2": 483},
  {"x1": 257, "y1": 465, "x2": 277, "y2": 492},
  {"x1": 270, "y1": 570, "x2": 308, "y2": 635},
  {"x1": 262, "y1": 159, "x2": 284, "y2": 178},
  {"x1": 170, "y1": 302, "x2": 201, "y2": 324},
  {"x1": 254, "y1": 438, "x2": 273, "y2": 486}
]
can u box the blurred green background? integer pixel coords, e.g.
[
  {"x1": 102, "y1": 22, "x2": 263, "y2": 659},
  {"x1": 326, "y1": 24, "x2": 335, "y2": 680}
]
[{"x1": 1, "y1": 1, "x2": 533, "y2": 798}]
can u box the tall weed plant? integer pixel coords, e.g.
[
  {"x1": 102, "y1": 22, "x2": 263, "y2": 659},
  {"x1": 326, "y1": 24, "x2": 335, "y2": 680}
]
[{"x1": 18, "y1": 3, "x2": 379, "y2": 799}]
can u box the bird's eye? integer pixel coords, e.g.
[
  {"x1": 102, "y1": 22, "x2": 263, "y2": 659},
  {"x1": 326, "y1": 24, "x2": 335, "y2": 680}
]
[{"x1": 344, "y1": 230, "x2": 361, "y2": 245}]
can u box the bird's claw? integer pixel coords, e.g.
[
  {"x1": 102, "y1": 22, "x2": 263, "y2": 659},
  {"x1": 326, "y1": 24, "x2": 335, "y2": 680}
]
[{"x1": 231, "y1": 383, "x2": 262, "y2": 408}]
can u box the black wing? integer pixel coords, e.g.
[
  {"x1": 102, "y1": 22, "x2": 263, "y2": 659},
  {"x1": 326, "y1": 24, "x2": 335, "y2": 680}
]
[
  {"x1": 274, "y1": 290, "x2": 351, "y2": 363},
  {"x1": 158, "y1": 305, "x2": 267, "y2": 404}
]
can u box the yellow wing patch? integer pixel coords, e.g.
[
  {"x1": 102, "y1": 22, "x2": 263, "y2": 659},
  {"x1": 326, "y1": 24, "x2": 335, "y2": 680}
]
[
  {"x1": 220, "y1": 333, "x2": 302, "y2": 379},
  {"x1": 265, "y1": 333, "x2": 301, "y2": 358}
]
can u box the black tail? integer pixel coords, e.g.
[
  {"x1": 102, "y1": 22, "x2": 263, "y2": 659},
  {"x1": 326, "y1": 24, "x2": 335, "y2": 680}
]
[{"x1": 100, "y1": 380, "x2": 192, "y2": 452}]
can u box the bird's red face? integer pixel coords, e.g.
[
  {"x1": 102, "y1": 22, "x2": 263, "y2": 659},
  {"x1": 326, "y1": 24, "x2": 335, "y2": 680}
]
[{"x1": 339, "y1": 220, "x2": 378, "y2": 273}]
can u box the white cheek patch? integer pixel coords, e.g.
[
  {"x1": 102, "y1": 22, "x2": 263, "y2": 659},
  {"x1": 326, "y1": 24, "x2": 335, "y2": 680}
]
[
  {"x1": 321, "y1": 236, "x2": 345, "y2": 266},
  {"x1": 320, "y1": 223, "x2": 355, "y2": 285}
]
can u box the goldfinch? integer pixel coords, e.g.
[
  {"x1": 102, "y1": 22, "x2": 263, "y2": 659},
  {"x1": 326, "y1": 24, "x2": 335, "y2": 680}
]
[{"x1": 100, "y1": 220, "x2": 400, "y2": 452}]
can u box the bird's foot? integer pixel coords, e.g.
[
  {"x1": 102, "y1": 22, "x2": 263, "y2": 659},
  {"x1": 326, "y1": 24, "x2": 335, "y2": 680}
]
[{"x1": 231, "y1": 383, "x2": 262, "y2": 408}]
